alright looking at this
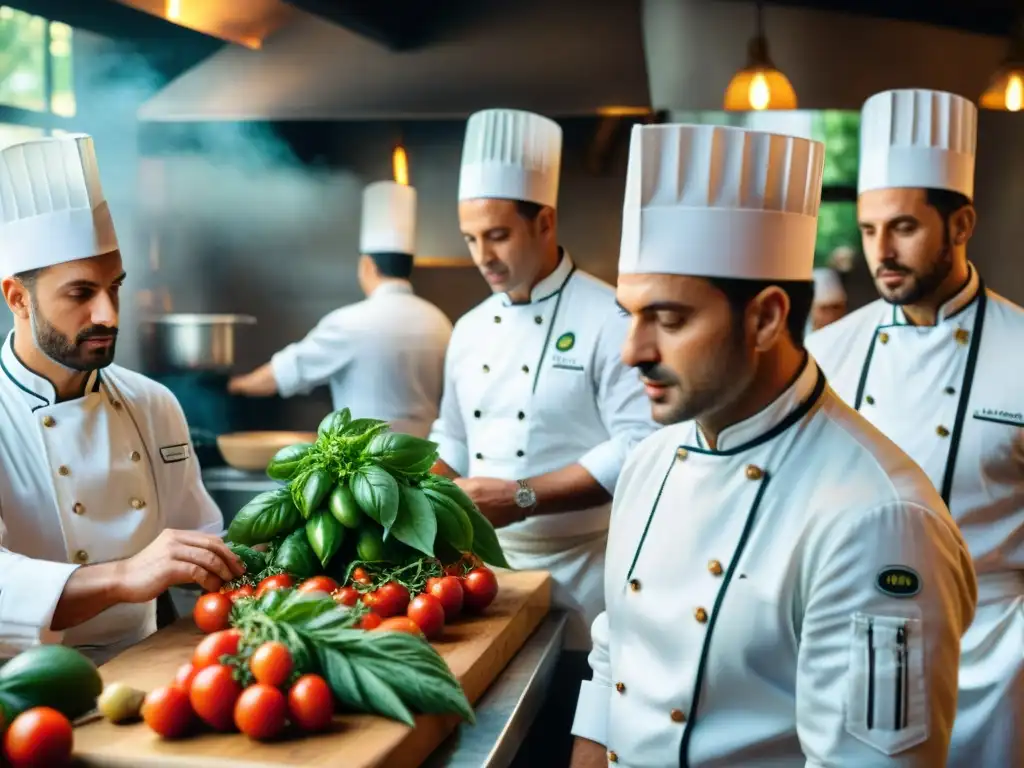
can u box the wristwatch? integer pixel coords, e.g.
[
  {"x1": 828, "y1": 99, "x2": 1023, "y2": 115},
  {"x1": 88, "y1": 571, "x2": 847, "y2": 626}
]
[{"x1": 514, "y1": 479, "x2": 538, "y2": 511}]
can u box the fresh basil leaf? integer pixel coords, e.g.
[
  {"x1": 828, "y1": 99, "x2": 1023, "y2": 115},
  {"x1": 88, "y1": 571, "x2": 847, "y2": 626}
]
[
  {"x1": 422, "y1": 489, "x2": 473, "y2": 551},
  {"x1": 423, "y1": 477, "x2": 510, "y2": 568},
  {"x1": 351, "y1": 465, "x2": 400, "y2": 528},
  {"x1": 225, "y1": 542, "x2": 268, "y2": 575},
  {"x1": 269, "y1": 590, "x2": 336, "y2": 624},
  {"x1": 316, "y1": 646, "x2": 415, "y2": 727},
  {"x1": 364, "y1": 658, "x2": 474, "y2": 723},
  {"x1": 305, "y1": 510, "x2": 345, "y2": 567},
  {"x1": 227, "y1": 487, "x2": 301, "y2": 546},
  {"x1": 271, "y1": 528, "x2": 321, "y2": 579},
  {"x1": 350, "y1": 660, "x2": 416, "y2": 727},
  {"x1": 316, "y1": 646, "x2": 364, "y2": 710},
  {"x1": 297, "y1": 606, "x2": 360, "y2": 636},
  {"x1": 266, "y1": 442, "x2": 313, "y2": 481},
  {"x1": 278, "y1": 623, "x2": 316, "y2": 676},
  {"x1": 364, "y1": 433, "x2": 440, "y2": 474},
  {"x1": 390, "y1": 486, "x2": 437, "y2": 556},
  {"x1": 342, "y1": 418, "x2": 388, "y2": 438},
  {"x1": 257, "y1": 587, "x2": 290, "y2": 615},
  {"x1": 318, "y1": 408, "x2": 352, "y2": 438},
  {"x1": 295, "y1": 468, "x2": 333, "y2": 519}
]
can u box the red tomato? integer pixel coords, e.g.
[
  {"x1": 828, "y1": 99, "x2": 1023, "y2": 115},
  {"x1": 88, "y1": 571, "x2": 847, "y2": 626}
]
[
  {"x1": 249, "y1": 642, "x2": 293, "y2": 687},
  {"x1": 256, "y1": 573, "x2": 294, "y2": 598},
  {"x1": 298, "y1": 576, "x2": 339, "y2": 595},
  {"x1": 288, "y1": 674, "x2": 334, "y2": 732},
  {"x1": 362, "y1": 581, "x2": 410, "y2": 618},
  {"x1": 359, "y1": 612, "x2": 382, "y2": 630},
  {"x1": 407, "y1": 593, "x2": 445, "y2": 639},
  {"x1": 375, "y1": 616, "x2": 425, "y2": 637},
  {"x1": 193, "y1": 628, "x2": 242, "y2": 669},
  {"x1": 141, "y1": 685, "x2": 194, "y2": 739},
  {"x1": 427, "y1": 575, "x2": 464, "y2": 621},
  {"x1": 462, "y1": 567, "x2": 499, "y2": 612},
  {"x1": 230, "y1": 584, "x2": 255, "y2": 601},
  {"x1": 193, "y1": 592, "x2": 233, "y2": 634},
  {"x1": 334, "y1": 586, "x2": 359, "y2": 606},
  {"x1": 234, "y1": 684, "x2": 288, "y2": 741},
  {"x1": 3, "y1": 707, "x2": 73, "y2": 767},
  {"x1": 189, "y1": 664, "x2": 242, "y2": 731},
  {"x1": 172, "y1": 662, "x2": 198, "y2": 694},
  {"x1": 351, "y1": 567, "x2": 372, "y2": 586}
]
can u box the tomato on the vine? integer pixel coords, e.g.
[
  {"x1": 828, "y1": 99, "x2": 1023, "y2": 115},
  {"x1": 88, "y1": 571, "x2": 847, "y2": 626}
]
[
  {"x1": 427, "y1": 575, "x2": 464, "y2": 621},
  {"x1": 334, "y1": 586, "x2": 359, "y2": 606},
  {"x1": 229, "y1": 584, "x2": 254, "y2": 601},
  {"x1": 350, "y1": 567, "x2": 372, "y2": 586},
  {"x1": 142, "y1": 685, "x2": 194, "y2": 739},
  {"x1": 288, "y1": 674, "x2": 334, "y2": 732},
  {"x1": 193, "y1": 592, "x2": 233, "y2": 634},
  {"x1": 193, "y1": 628, "x2": 241, "y2": 670},
  {"x1": 362, "y1": 581, "x2": 410, "y2": 617},
  {"x1": 189, "y1": 664, "x2": 242, "y2": 731},
  {"x1": 298, "y1": 576, "x2": 339, "y2": 595},
  {"x1": 359, "y1": 613, "x2": 382, "y2": 630},
  {"x1": 234, "y1": 684, "x2": 288, "y2": 741},
  {"x1": 255, "y1": 573, "x2": 294, "y2": 597},
  {"x1": 172, "y1": 662, "x2": 198, "y2": 694},
  {"x1": 3, "y1": 707, "x2": 73, "y2": 767},
  {"x1": 407, "y1": 593, "x2": 445, "y2": 639},
  {"x1": 462, "y1": 567, "x2": 499, "y2": 612},
  {"x1": 375, "y1": 616, "x2": 425, "y2": 636},
  {"x1": 250, "y1": 641, "x2": 293, "y2": 687}
]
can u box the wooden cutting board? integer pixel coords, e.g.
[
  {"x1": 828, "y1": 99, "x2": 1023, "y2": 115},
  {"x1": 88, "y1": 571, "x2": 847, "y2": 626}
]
[{"x1": 73, "y1": 570, "x2": 551, "y2": 768}]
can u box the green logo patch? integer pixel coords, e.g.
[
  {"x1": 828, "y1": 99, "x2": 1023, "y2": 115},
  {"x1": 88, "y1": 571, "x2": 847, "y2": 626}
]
[
  {"x1": 875, "y1": 566, "x2": 921, "y2": 598},
  {"x1": 555, "y1": 332, "x2": 576, "y2": 352}
]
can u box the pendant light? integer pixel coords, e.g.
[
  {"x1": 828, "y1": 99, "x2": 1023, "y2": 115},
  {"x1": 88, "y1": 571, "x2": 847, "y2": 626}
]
[
  {"x1": 723, "y1": 1, "x2": 797, "y2": 111},
  {"x1": 980, "y1": 16, "x2": 1024, "y2": 112}
]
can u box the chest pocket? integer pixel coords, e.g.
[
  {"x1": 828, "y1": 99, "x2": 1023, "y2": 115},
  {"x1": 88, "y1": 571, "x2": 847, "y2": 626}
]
[{"x1": 534, "y1": 332, "x2": 594, "y2": 416}]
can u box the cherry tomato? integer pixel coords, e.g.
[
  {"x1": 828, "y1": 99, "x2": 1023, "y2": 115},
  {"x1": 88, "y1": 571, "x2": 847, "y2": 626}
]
[
  {"x1": 427, "y1": 575, "x2": 464, "y2": 621},
  {"x1": 193, "y1": 592, "x2": 233, "y2": 634},
  {"x1": 141, "y1": 685, "x2": 194, "y2": 739},
  {"x1": 193, "y1": 628, "x2": 242, "y2": 669},
  {"x1": 298, "y1": 576, "x2": 339, "y2": 595},
  {"x1": 230, "y1": 584, "x2": 255, "y2": 601},
  {"x1": 351, "y1": 567, "x2": 372, "y2": 586},
  {"x1": 334, "y1": 586, "x2": 360, "y2": 606},
  {"x1": 375, "y1": 616, "x2": 425, "y2": 636},
  {"x1": 288, "y1": 674, "x2": 334, "y2": 732},
  {"x1": 234, "y1": 683, "x2": 288, "y2": 741},
  {"x1": 407, "y1": 593, "x2": 445, "y2": 639},
  {"x1": 462, "y1": 567, "x2": 499, "y2": 612},
  {"x1": 362, "y1": 581, "x2": 410, "y2": 618},
  {"x1": 359, "y1": 612, "x2": 382, "y2": 630},
  {"x1": 3, "y1": 707, "x2": 73, "y2": 767},
  {"x1": 250, "y1": 641, "x2": 293, "y2": 687},
  {"x1": 189, "y1": 664, "x2": 242, "y2": 731},
  {"x1": 256, "y1": 573, "x2": 294, "y2": 598},
  {"x1": 172, "y1": 662, "x2": 198, "y2": 694}
]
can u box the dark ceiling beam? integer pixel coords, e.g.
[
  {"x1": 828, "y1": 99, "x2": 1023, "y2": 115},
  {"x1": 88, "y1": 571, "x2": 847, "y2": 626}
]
[
  {"x1": 281, "y1": 0, "x2": 473, "y2": 50},
  {"x1": 4, "y1": 0, "x2": 221, "y2": 42}
]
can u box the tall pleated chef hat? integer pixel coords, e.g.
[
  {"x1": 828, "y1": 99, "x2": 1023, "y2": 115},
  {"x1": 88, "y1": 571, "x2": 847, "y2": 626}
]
[
  {"x1": 359, "y1": 181, "x2": 417, "y2": 256},
  {"x1": 458, "y1": 109, "x2": 562, "y2": 209},
  {"x1": 0, "y1": 134, "x2": 118, "y2": 276},
  {"x1": 813, "y1": 267, "x2": 846, "y2": 304},
  {"x1": 858, "y1": 89, "x2": 977, "y2": 199},
  {"x1": 619, "y1": 124, "x2": 825, "y2": 281}
]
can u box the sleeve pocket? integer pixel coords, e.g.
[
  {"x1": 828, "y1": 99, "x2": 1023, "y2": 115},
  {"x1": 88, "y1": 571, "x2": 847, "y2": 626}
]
[{"x1": 845, "y1": 612, "x2": 929, "y2": 755}]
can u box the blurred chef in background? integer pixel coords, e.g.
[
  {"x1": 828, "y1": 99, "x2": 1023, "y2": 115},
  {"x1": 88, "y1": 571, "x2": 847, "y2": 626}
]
[
  {"x1": 428, "y1": 108, "x2": 658, "y2": 766},
  {"x1": 229, "y1": 181, "x2": 453, "y2": 438},
  {"x1": 809, "y1": 266, "x2": 847, "y2": 332},
  {"x1": 0, "y1": 135, "x2": 238, "y2": 663}
]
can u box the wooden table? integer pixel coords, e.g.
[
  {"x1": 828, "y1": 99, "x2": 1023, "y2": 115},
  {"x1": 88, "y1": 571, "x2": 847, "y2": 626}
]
[{"x1": 73, "y1": 570, "x2": 551, "y2": 768}]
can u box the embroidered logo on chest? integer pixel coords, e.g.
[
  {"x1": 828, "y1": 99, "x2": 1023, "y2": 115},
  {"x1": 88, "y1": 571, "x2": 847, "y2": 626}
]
[
  {"x1": 875, "y1": 566, "x2": 921, "y2": 598},
  {"x1": 555, "y1": 332, "x2": 575, "y2": 352},
  {"x1": 160, "y1": 443, "x2": 190, "y2": 463},
  {"x1": 973, "y1": 408, "x2": 1024, "y2": 427}
]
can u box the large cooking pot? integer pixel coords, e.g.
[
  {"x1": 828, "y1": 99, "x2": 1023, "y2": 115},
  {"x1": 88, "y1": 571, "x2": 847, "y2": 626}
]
[{"x1": 141, "y1": 313, "x2": 256, "y2": 374}]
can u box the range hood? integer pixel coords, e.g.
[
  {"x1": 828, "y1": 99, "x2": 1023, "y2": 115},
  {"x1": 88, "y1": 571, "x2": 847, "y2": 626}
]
[
  {"x1": 138, "y1": 0, "x2": 651, "y2": 121},
  {"x1": 112, "y1": 0, "x2": 297, "y2": 49}
]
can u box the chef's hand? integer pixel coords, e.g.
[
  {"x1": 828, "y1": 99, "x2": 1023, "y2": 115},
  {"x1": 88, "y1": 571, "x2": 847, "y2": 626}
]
[
  {"x1": 114, "y1": 529, "x2": 247, "y2": 602},
  {"x1": 454, "y1": 477, "x2": 524, "y2": 529},
  {"x1": 227, "y1": 364, "x2": 278, "y2": 397}
]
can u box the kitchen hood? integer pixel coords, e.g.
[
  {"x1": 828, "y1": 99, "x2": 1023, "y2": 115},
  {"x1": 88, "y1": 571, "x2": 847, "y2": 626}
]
[
  {"x1": 138, "y1": 0, "x2": 651, "y2": 121},
  {"x1": 112, "y1": 0, "x2": 297, "y2": 49}
]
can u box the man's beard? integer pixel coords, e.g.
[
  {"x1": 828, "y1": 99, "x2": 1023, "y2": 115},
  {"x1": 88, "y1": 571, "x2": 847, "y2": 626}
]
[
  {"x1": 875, "y1": 244, "x2": 953, "y2": 306},
  {"x1": 30, "y1": 301, "x2": 118, "y2": 372}
]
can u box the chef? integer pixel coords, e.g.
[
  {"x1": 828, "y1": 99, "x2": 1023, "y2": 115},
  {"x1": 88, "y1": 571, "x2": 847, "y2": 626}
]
[
  {"x1": 570, "y1": 122, "x2": 977, "y2": 767},
  {"x1": 0, "y1": 135, "x2": 241, "y2": 664},
  {"x1": 229, "y1": 180, "x2": 453, "y2": 438},
  {"x1": 807, "y1": 89, "x2": 1023, "y2": 767},
  {"x1": 809, "y1": 266, "x2": 847, "y2": 331},
  {"x1": 428, "y1": 108, "x2": 657, "y2": 764}
]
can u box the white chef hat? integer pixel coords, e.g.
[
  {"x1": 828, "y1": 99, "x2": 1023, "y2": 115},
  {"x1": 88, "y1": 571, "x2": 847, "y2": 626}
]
[
  {"x1": 619, "y1": 124, "x2": 825, "y2": 281},
  {"x1": 859, "y1": 89, "x2": 977, "y2": 199},
  {"x1": 0, "y1": 134, "x2": 118, "y2": 276},
  {"x1": 360, "y1": 181, "x2": 417, "y2": 255},
  {"x1": 813, "y1": 267, "x2": 846, "y2": 304},
  {"x1": 458, "y1": 109, "x2": 562, "y2": 209}
]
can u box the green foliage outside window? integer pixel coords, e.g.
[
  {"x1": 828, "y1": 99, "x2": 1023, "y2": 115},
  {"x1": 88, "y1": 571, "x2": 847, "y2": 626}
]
[{"x1": 0, "y1": 6, "x2": 75, "y2": 118}]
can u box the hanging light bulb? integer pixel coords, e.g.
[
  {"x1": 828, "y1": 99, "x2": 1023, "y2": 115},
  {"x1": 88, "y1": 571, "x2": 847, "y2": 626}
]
[
  {"x1": 724, "y1": 2, "x2": 797, "y2": 111},
  {"x1": 981, "y1": 17, "x2": 1024, "y2": 112},
  {"x1": 392, "y1": 145, "x2": 409, "y2": 186}
]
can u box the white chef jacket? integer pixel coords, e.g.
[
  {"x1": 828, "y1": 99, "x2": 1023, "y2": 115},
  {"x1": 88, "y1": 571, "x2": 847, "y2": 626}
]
[
  {"x1": 428, "y1": 251, "x2": 658, "y2": 650},
  {"x1": 806, "y1": 265, "x2": 1024, "y2": 767},
  {"x1": 572, "y1": 358, "x2": 978, "y2": 767},
  {"x1": 271, "y1": 281, "x2": 453, "y2": 439},
  {"x1": 0, "y1": 332, "x2": 223, "y2": 664}
]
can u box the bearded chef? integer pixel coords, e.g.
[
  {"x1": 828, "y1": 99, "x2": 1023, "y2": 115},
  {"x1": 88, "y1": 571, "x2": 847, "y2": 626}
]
[
  {"x1": 0, "y1": 135, "x2": 242, "y2": 664},
  {"x1": 229, "y1": 181, "x2": 453, "y2": 438},
  {"x1": 806, "y1": 89, "x2": 1023, "y2": 768},
  {"x1": 428, "y1": 108, "x2": 657, "y2": 764},
  {"x1": 570, "y1": 122, "x2": 978, "y2": 767}
]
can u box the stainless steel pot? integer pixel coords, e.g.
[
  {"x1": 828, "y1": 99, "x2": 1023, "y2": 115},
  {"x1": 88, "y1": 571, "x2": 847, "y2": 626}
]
[{"x1": 141, "y1": 313, "x2": 256, "y2": 373}]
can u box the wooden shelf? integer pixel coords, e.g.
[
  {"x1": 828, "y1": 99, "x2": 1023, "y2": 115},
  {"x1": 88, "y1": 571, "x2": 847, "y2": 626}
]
[{"x1": 414, "y1": 256, "x2": 475, "y2": 268}]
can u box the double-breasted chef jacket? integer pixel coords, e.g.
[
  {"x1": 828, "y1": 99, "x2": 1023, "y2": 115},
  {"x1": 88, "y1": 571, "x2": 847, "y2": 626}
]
[
  {"x1": 429, "y1": 250, "x2": 658, "y2": 650},
  {"x1": 807, "y1": 264, "x2": 1024, "y2": 767},
  {"x1": 0, "y1": 332, "x2": 223, "y2": 664},
  {"x1": 272, "y1": 282, "x2": 453, "y2": 439},
  {"x1": 572, "y1": 357, "x2": 978, "y2": 766}
]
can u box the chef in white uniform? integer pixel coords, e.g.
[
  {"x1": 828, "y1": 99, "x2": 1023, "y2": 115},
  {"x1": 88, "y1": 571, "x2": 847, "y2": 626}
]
[
  {"x1": 807, "y1": 89, "x2": 1023, "y2": 768},
  {"x1": 570, "y1": 122, "x2": 978, "y2": 767},
  {"x1": 429, "y1": 108, "x2": 657, "y2": 766},
  {"x1": 229, "y1": 181, "x2": 453, "y2": 438},
  {"x1": 809, "y1": 266, "x2": 847, "y2": 332},
  {"x1": 0, "y1": 135, "x2": 241, "y2": 664}
]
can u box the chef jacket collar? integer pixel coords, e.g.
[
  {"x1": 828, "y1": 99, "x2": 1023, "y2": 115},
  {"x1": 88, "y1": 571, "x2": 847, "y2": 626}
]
[
  {"x1": 696, "y1": 354, "x2": 821, "y2": 453},
  {"x1": 371, "y1": 280, "x2": 413, "y2": 298},
  {"x1": 892, "y1": 262, "x2": 980, "y2": 325},
  {"x1": 0, "y1": 331, "x2": 101, "y2": 410},
  {"x1": 502, "y1": 248, "x2": 574, "y2": 306}
]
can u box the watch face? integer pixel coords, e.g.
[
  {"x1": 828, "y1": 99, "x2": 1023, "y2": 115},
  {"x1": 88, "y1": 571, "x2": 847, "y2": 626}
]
[{"x1": 514, "y1": 486, "x2": 536, "y2": 508}]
